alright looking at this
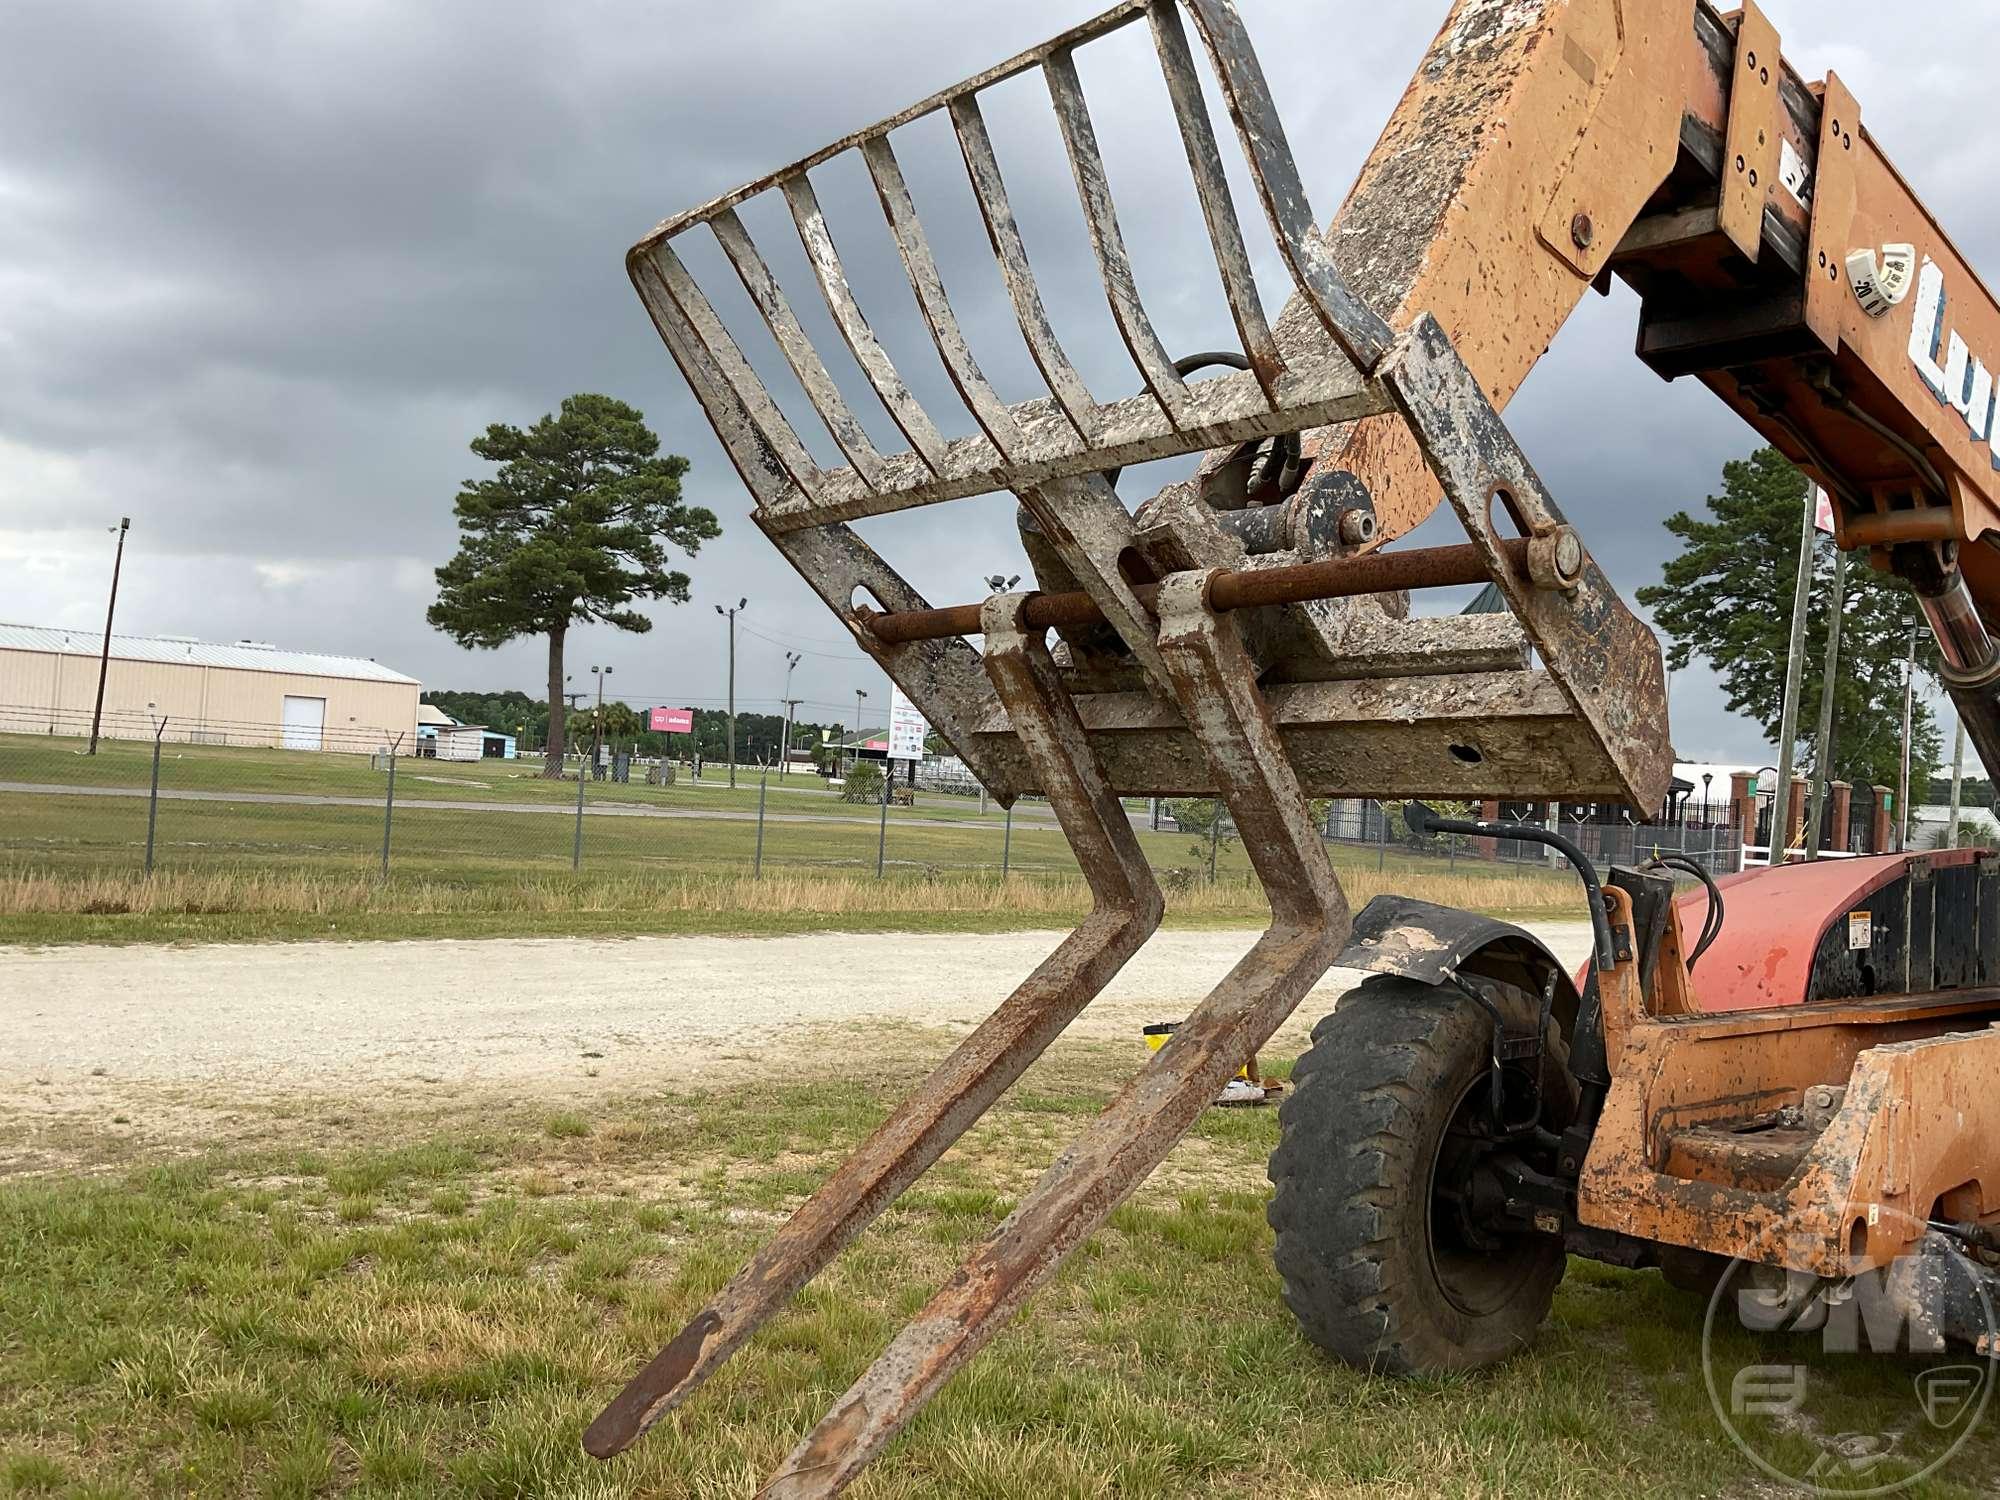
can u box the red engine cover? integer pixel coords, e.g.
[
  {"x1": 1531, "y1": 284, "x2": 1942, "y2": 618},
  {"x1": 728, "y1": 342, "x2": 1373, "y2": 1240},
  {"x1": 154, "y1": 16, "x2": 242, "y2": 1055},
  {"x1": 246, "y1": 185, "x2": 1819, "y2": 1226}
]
[{"x1": 1675, "y1": 850, "x2": 1985, "y2": 1012}]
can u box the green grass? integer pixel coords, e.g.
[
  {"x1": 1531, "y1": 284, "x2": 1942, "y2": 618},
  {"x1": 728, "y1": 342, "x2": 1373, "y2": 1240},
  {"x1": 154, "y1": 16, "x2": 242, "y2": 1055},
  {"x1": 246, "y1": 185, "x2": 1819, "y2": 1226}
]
[
  {"x1": 0, "y1": 731, "x2": 1580, "y2": 947},
  {"x1": 1, "y1": 1031, "x2": 1992, "y2": 1498},
  {"x1": 0, "y1": 731, "x2": 1552, "y2": 888},
  {"x1": 0, "y1": 730, "x2": 1018, "y2": 819}
]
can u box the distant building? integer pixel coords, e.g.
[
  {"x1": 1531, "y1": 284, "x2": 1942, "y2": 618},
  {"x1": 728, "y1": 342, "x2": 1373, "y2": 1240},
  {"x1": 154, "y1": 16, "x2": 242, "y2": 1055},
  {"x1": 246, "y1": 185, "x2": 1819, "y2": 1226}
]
[
  {"x1": 414, "y1": 704, "x2": 517, "y2": 761},
  {"x1": 0, "y1": 623, "x2": 420, "y2": 754},
  {"x1": 1910, "y1": 803, "x2": 2000, "y2": 851}
]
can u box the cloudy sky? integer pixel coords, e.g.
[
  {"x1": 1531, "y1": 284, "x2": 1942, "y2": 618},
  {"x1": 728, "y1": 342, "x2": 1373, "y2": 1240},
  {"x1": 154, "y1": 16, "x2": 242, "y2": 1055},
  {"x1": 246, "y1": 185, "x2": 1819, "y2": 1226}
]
[{"x1": 3, "y1": 0, "x2": 1994, "y2": 764}]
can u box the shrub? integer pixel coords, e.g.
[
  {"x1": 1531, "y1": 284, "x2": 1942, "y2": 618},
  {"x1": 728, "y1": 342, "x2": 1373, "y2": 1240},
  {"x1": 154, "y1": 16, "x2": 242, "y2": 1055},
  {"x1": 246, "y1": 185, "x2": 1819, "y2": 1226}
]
[{"x1": 841, "y1": 764, "x2": 885, "y2": 804}]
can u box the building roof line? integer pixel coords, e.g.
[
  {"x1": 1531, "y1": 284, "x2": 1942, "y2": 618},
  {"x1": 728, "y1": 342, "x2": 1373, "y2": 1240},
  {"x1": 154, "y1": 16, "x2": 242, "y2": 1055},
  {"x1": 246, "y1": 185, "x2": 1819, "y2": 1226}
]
[{"x1": 0, "y1": 623, "x2": 420, "y2": 686}]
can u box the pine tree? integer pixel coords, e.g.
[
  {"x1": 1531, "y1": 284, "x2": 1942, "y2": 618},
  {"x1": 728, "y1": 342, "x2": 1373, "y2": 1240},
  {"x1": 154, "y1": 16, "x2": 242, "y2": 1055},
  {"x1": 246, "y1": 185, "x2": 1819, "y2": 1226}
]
[{"x1": 427, "y1": 395, "x2": 719, "y2": 775}]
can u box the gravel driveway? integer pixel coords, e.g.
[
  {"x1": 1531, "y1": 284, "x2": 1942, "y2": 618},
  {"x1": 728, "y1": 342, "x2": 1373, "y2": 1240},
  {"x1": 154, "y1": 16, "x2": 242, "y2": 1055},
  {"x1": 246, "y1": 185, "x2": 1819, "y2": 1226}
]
[{"x1": 3, "y1": 924, "x2": 1594, "y2": 1101}]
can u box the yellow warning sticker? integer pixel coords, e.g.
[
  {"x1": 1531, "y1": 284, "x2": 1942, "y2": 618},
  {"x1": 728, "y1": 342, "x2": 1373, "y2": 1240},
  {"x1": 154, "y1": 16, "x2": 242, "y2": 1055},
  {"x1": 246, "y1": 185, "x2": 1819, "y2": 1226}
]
[{"x1": 1849, "y1": 911, "x2": 1873, "y2": 950}]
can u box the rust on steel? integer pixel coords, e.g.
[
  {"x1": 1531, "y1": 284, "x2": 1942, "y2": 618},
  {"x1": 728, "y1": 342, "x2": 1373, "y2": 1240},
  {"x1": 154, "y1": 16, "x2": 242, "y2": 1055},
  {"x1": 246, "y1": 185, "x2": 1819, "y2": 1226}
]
[
  {"x1": 1580, "y1": 991, "x2": 2000, "y2": 1277},
  {"x1": 592, "y1": 0, "x2": 2000, "y2": 1485},
  {"x1": 863, "y1": 538, "x2": 1535, "y2": 646},
  {"x1": 759, "y1": 576, "x2": 1353, "y2": 1499},
  {"x1": 586, "y1": 596, "x2": 1162, "y2": 1458}
]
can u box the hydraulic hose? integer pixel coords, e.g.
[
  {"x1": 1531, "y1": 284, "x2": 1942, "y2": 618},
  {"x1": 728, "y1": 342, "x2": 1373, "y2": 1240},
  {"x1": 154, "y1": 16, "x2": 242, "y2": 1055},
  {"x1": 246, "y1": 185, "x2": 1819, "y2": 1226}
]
[
  {"x1": 1644, "y1": 854, "x2": 1725, "y2": 971},
  {"x1": 1401, "y1": 802, "x2": 1616, "y2": 973}
]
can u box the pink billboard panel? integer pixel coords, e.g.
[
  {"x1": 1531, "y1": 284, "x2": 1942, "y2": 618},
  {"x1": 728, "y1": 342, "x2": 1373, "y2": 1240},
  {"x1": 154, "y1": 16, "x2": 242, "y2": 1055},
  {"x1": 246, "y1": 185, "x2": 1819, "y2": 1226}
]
[{"x1": 649, "y1": 706, "x2": 695, "y2": 734}]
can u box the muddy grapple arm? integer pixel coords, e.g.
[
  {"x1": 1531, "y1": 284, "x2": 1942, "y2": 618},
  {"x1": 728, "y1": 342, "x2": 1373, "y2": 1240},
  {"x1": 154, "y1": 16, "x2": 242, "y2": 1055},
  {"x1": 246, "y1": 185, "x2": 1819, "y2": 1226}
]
[{"x1": 593, "y1": 1, "x2": 2000, "y2": 1492}]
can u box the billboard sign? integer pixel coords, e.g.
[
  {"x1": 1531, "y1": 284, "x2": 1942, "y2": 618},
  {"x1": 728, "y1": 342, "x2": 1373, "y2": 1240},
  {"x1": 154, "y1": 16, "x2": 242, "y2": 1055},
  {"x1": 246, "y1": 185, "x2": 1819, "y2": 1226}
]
[
  {"x1": 887, "y1": 687, "x2": 929, "y2": 762},
  {"x1": 648, "y1": 706, "x2": 695, "y2": 734}
]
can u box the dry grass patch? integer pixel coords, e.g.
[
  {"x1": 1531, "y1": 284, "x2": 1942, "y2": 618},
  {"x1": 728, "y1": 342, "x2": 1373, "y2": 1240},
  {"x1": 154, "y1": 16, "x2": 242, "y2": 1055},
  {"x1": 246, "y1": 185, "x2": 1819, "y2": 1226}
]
[{"x1": 0, "y1": 862, "x2": 1579, "y2": 948}]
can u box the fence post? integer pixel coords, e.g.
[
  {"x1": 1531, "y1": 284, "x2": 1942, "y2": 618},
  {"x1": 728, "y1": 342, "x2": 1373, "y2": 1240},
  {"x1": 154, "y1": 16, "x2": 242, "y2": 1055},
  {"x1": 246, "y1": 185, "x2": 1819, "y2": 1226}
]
[
  {"x1": 1208, "y1": 798, "x2": 1221, "y2": 884},
  {"x1": 1002, "y1": 803, "x2": 1012, "y2": 875},
  {"x1": 380, "y1": 734, "x2": 401, "y2": 878},
  {"x1": 1378, "y1": 800, "x2": 1388, "y2": 872},
  {"x1": 875, "y1": 763, "x2": 891, "y2": 878},
  {"x1": 754, "y1": 760, "x2": 769, "y2": 878},
  {"x1": 144, "y1": 712, "x2": 168, "y2": 875},
  {"x1": 572, "y1": 763, "x2": 586, "y2": 871}
]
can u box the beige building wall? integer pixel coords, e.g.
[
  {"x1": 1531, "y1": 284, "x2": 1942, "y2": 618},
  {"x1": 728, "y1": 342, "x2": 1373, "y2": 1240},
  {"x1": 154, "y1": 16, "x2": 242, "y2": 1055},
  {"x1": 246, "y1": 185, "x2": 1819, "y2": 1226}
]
[{"x1": 0, "y1": 648, "x2": 419, "y2": 753}]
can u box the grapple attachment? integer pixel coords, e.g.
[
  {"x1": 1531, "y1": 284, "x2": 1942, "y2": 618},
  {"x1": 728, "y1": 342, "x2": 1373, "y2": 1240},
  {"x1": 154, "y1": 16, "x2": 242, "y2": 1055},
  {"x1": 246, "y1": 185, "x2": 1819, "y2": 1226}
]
[{"x1": 594, "y1": 1, "x2": 1671, "y2": 1491}]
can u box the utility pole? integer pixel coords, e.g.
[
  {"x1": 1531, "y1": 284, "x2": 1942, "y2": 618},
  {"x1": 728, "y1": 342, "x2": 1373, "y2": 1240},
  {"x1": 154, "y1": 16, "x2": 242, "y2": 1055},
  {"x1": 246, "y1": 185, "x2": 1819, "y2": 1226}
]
[
  {"x1": 87, "y1": 517, "x2": 131, "y2": 755},
  {"x1": 780, "y1": 651, "x2": 802, "y2": 777},
  {"x1": 1768, "y1": 487, "x2": 1816, "y2": 863},
  {"x1": 557, "y1": 674, "x2": 587, "y2": 770},
  {"x1": 1948, "y1": 717, "x2": 1967, "y2": 849},
  {"x1": 1898, "y1": 618, "x2": 1917, "y2": 852},
  {"x1": 590, "y1": 664, "x2": 613, "y2": 772},
  {"x1": 716, "y1": 598, "x2": 746, "y2": 788},
  {"x1": 853, "y1": 688, "x2": 868, "y2": 777},
  {"x1": 1805, "y1": 547, "x2": 1847, "y2": 860}
]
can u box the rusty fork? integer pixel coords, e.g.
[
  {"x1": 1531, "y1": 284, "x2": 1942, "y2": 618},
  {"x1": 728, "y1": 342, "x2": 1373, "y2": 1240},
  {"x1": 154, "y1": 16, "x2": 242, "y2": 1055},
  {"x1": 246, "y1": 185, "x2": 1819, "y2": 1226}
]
[
  {"x1": 583, "y1": 596, "x2": 1162, "y2": 1460},
  {"x1": 757, "y1": 573, "x2": 1352, "y2": 1499},
  {"x1": 601, "y1": 0, "x2": 1674, "y2": 1488}
]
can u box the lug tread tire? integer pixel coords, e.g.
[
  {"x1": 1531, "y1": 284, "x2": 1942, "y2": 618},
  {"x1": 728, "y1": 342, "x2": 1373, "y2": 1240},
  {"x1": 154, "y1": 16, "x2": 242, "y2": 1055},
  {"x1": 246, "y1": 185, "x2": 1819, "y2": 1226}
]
[{"x1": 1268, "y1": 975, "x2": 1569, "y2": 1375}]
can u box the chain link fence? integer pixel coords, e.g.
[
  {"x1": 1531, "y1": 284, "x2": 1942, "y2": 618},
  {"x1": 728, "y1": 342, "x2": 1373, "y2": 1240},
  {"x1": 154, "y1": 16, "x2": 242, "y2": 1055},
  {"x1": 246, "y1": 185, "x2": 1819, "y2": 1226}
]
[{"x1": 0, "y1": 721, "x2": 1730, "y2": 892}]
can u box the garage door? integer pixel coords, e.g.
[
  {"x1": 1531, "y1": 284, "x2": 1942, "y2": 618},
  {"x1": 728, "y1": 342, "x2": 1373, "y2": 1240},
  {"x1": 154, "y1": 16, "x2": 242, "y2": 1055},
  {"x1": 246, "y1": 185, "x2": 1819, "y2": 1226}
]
[{"x1": 281, "y1": 695, "x2": 326, "y2": 751}]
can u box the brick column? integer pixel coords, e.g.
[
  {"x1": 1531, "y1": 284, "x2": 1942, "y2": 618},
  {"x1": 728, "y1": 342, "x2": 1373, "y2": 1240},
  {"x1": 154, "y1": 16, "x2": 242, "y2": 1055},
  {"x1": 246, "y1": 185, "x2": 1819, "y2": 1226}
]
[
  {"x1": 1731, "y1": 771, "x2": 1758, "y2": 852},
  {"x1": 1827, "y1": 782, "x2": 1852, "y2": 853},
  {"x1": 1476, "y1": 798, "x2": 1501, "y2": 861},
  {"x1": 1872, "y1": 785, "x2": 1895, "y2": 854}
]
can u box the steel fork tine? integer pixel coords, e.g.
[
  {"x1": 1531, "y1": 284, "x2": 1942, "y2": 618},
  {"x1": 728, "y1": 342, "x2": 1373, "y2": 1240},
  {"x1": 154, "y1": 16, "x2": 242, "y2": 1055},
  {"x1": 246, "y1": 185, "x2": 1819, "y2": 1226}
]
[
  {"x1": 757, "y1": 574, "x2": 1353, "y2": 1499},
  {"x1": 584, "y1": 597, "x2": 1161, "y2": 1459}
]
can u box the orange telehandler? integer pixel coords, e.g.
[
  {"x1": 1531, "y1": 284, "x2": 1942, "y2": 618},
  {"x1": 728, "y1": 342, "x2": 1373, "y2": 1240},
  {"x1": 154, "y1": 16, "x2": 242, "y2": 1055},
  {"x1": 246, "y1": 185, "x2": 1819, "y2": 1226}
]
[{"x1": 589, "y1": 2, "x2": 2000, "y2": 1491}]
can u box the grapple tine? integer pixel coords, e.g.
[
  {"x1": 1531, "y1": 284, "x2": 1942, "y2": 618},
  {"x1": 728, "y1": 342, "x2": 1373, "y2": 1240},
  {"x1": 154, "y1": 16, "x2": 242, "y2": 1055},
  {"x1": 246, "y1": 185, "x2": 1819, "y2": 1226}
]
[
  {"x1": 757, "y1": 575, "x2": 1352, "y2": 1499},
  {"x1": 584, "y1": 598, "x2": 1161, "y2": 1459}
]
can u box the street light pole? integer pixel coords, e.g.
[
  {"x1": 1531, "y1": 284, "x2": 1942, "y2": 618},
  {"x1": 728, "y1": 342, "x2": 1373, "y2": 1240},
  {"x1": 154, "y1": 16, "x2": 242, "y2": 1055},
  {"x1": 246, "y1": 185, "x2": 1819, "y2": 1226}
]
[
  {"x1": 1768, "y1": 487, "x2": 1817, "y2": 864},
  {"x1": 88, "y1": 517, "x2": 131, "y2": 755},
  {"x1": 853, "y1": 689, "x2": 868, "y2": 778},
  {"x1": 1805, "y1": 546, "x2": 1847, "y2": 861},
  {"x1": 780, "y1": 651, "x2": 802, "y2": 777},
  {"x1": 590, "y1": 665, "x2": 613, "y2": 772},
  {"x1": 716, "y1": 598, "x2": 746, "y2": 788}
]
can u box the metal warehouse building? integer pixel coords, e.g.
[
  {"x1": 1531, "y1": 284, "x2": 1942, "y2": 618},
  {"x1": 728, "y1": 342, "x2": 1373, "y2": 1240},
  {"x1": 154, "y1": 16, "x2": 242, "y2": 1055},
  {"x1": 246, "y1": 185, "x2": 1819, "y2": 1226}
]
[{"x1": 0, "y1": 624, "x2": 421, "y2": 753}]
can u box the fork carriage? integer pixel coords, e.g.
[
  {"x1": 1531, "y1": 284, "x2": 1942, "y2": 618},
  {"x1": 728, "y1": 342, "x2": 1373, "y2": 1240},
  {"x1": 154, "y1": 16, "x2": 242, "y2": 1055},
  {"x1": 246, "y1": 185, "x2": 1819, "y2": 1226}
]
[{"x1": 589, "y1": 1, "x2": 2000, "y2": 1493}]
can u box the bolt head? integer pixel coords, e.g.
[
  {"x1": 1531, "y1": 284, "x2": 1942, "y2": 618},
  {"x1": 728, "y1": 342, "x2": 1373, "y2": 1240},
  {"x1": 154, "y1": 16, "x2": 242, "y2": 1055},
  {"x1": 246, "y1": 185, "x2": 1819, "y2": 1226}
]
[
  {"x1": 1570, "y1": 213, "x2": 1595, "y2": 250},
  {"x1": 1555, "y1": 531, "x2": 1583, "y2": 580},
  {"x1": 1338, "y1": 510, "x2": 1378, "y2": 546}
]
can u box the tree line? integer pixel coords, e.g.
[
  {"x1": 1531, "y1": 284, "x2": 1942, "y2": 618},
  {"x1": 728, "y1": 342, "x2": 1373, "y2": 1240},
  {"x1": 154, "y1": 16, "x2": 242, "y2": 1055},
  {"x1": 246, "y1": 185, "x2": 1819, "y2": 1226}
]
[{"x1": 422, "y1": 689, "x2": 839, "y2": 767}]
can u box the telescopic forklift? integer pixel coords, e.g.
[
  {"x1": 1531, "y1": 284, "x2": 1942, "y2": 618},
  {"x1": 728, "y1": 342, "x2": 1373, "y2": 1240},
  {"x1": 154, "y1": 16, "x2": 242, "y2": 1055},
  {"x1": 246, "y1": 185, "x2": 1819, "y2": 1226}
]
[{"x1": 587, "y1": 2, "x2": 2000, "y2": 1492}]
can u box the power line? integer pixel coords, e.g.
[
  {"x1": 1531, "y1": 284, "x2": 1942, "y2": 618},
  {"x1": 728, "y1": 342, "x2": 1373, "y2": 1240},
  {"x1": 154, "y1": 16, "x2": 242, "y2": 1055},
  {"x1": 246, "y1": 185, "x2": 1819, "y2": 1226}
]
[
  {"x1": 737, "y1": 622, "x2": 870, "y2": 663},
  {"x1": 736, "y1": 617, "x2": 877, "y2": 650}
]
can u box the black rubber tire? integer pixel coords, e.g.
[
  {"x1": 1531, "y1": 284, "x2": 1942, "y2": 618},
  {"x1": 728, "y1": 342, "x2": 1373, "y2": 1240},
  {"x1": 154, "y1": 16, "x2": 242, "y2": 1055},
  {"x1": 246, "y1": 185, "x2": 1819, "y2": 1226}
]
[{"x1": 1268, "y1": 974, "x2": 1576, "y2": 1375}]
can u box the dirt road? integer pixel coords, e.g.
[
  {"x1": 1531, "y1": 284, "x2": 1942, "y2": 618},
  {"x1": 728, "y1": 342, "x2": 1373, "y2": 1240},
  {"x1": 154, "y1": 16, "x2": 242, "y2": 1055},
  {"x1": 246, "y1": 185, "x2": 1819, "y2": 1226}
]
[{"x1": 3, "y1": 924, "x2": 1593, "y2": 1102}]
